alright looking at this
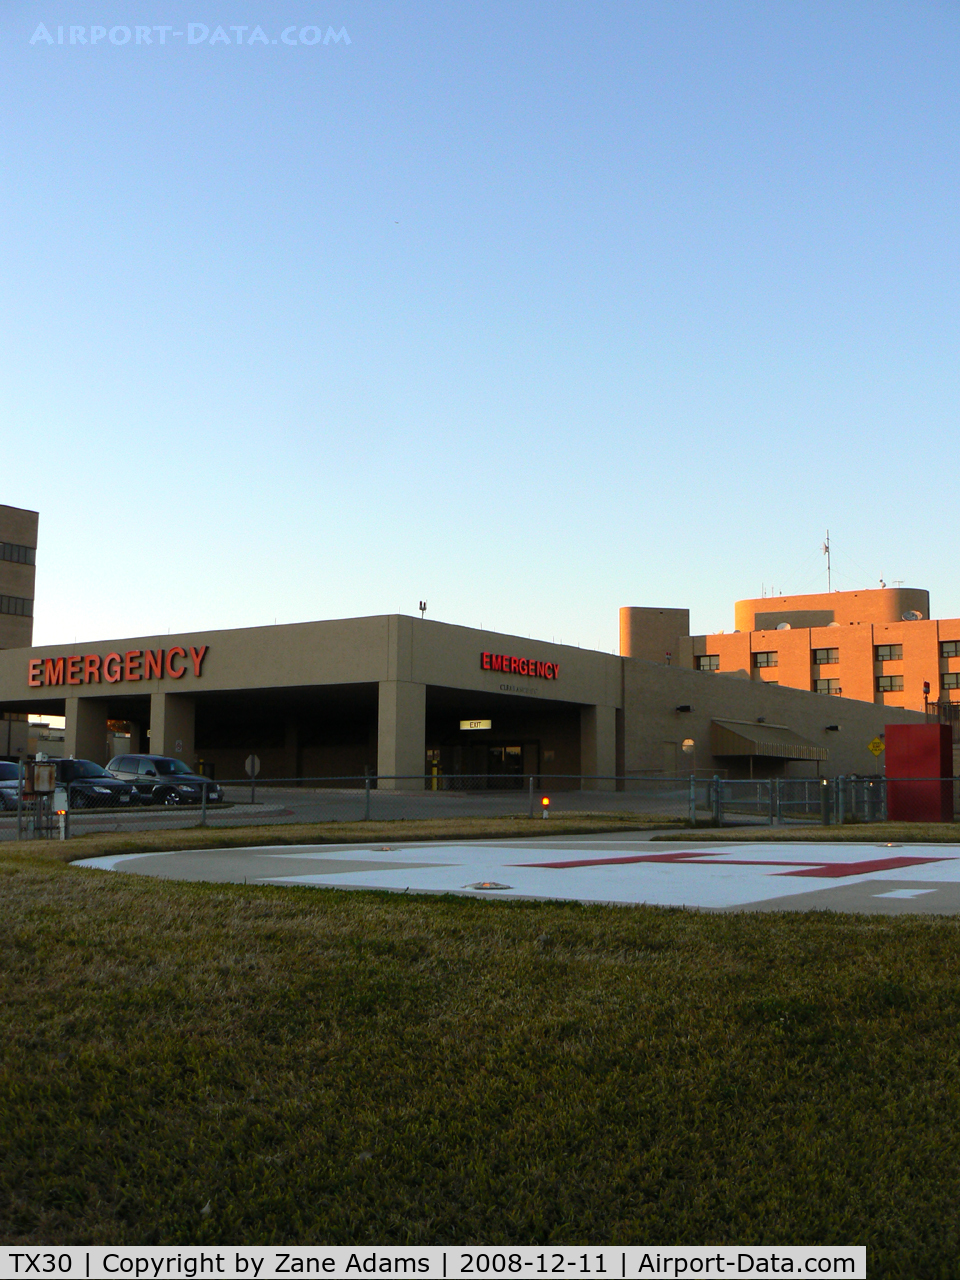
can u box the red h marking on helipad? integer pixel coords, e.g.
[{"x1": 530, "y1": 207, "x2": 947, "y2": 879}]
[{"x1": 509, "y1": 850, "x2": 952, "y2": 879}]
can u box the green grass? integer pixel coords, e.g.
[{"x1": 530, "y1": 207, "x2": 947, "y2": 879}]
[
  {"x1": 2, "y1": 844, "x2": 960, "y2": 1274},
  {"x1": 662, "y1": 820, "x2": 960, "y2": 842},
  {"x1": 0, "y1": 812, "x2": 682, "y2": 867}
]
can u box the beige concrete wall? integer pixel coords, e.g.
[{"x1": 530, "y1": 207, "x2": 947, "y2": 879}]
[
  {"x1": 621, "y1": 657, "x2": 925, "y2": 779},
  {"x1": 151, "y1": 693, "x2": 196, "y2": 765},
  {"x1": 619, "y1": 607, "x2": 690, "y2": 664},
  {"x1": 406, "y1": 615, "x2": 623, "y2": 709},
  {"x1": 580, "y1": 704, "x2": 617, "y2": 788},
  {"x1": 378, "y1": 680, "x2": 426, "y2": 786},
  {"x1": 0, "y1": 505, "x2": 38, "y2": 651},
  {"x1": 0, "y1": 614, "x2": 621, "y2": 712},
  {"x1": 0, "y1": 506, "x2": 39, "y2": 547},
  {"x1": 0, "y1": 716, "x2": 29, "y2": 758},
  {"x1": 63, "y1": 697, "x2": 110, "y2": 762}
]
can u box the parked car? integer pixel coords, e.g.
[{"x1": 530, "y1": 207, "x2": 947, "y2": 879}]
[
  {"x1": 54, "y1": 758, "x2": 141, "y2": 809},
  {"x1": 0, "y1": 761, "x2": 23, "y2": 810},
  {"x1": 106, "y1": 754, "x2": 223, "y2": 805}
]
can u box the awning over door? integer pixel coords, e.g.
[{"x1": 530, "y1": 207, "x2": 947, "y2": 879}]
[{"x1": 710, "y1": 719, "x2": 828, "y2": 761}]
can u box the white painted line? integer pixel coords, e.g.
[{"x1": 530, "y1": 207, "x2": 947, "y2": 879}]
[{"x1": 873, "y1": 888, "x2": 938, "y2": 899}]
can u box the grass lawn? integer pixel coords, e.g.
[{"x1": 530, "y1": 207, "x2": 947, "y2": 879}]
[
  {"x1": 2, "y1": 832, "x2": 960, "y2": 1275},
  {"x1": 660, "y1": 821, "x2": 960, "y2": 842},
  {"x1": 0, "y1": 813, "x2": 685, "y2": 866}
]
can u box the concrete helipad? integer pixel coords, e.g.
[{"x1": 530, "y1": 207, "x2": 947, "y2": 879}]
[{"x1": 70, "y1": 832, "x2": 960, "y2": 914}]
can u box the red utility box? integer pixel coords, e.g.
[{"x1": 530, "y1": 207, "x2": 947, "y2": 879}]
[{"x1": 885, "y1": 723, "x2": 954, "y2": 822}]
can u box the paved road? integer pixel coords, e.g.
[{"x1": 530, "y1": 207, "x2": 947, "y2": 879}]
[
  {"x1": 72, "y1": 831, "x2": 960, "y2": 915},
  {"x1": 0, "y1": 785, "x2": 697, "y2": 840}
]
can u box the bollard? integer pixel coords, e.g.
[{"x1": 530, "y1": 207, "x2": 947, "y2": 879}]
[{"x1": 58, "y1": 811, "x2": 65, "y2": 841}]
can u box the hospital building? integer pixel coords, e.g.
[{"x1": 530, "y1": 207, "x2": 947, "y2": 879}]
[{"x1": 0, "y1": 504, "x2": 932, "y2": 783}]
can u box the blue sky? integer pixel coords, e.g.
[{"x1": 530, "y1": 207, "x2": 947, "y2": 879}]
[{"x1": 5, "y1": 1, "x2": 960, "y2": 650}]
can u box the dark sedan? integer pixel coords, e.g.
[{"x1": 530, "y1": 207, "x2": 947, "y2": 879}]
[{"x1": 54, "y1": 758, "x2": 141, "y2": 809}]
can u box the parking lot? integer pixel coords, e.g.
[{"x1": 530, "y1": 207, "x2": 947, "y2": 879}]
[{"x1": 0, "y1": 781, "x2": 698, "y2": 839}]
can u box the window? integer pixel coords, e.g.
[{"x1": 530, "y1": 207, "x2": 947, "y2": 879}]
[
  {"x1": 0, "y1": 542, "x2": 35, "y2": 566},
  {"x1": 875, "y1": 644, "x2": 903, "y2": 662},
  {"x1": 812, "y1": 648, "x2": 839, "y2": 665},
  {"x1": 941, "y1": 641, "x2": 960, "y2": 658},
  {"x1": 942, "y1": 673, "x2": 960, "y2": 690},
  {"x1": 876, "y1": 675, "x2": 904, "y2": 692},
  {"x1": 0, "y1": 595, "x2": 33, "y2": 617},
  {"x1": 753, "y1": 651, "x2": 778, "y2": 668},
  {"x1": 697, "y1": 655, "x2": 720, "y2": 671},
  {"x1": 815, "y1": 679, "x2": 841, "y2": 695}
]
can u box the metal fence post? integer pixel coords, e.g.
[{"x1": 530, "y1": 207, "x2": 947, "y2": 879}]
[
  {"x1": 820, "y1": 778, "x2": 830, "y2": 826},
  {"x1": 528, "y1": 775, "x2": 535, "y2": 819},
  {"x1": 364, "y1": 769, "x2": 371, "y2": 821},
  {"x1": 64, "y1": 782, "x2": 71, "y2": 841},
  {"x1": 837, "y1": 776, "x2": 846, "y2": 825},
  {"x1": 711, "y1": 775, "x2": 721, "y2": 825},
  {"x1": 16, "y1": 760, "x2": 24, "y2": 842},
  {"x1": 689, "y1": 773, "x2": 697, "y2": 826},
  {"x1": 200, "y1": 781, "x2": 208, "y2": 827}
]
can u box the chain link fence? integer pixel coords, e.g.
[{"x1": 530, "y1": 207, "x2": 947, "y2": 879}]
[
  {"x1": 3, "y1": 772, "x2": 960, "y2": 841},
  {"x1": 0, "y1": 774, "x2": 692, "y2": 840},
  {"x1": 708, "y1": 776, "x2": 890, "y2": 826}
]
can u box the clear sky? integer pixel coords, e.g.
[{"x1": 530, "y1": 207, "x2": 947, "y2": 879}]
[{"x1": 5, "y1": 1, "x2": 960, "y2": 651}]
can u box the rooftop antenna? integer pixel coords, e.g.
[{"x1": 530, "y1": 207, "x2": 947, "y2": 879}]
[
  {"x1": 419, "y1": 600, "x2": 427, "y2": 620},
  {"x1": 821, "y1": 530, "x2": 831, "y2": 592}
]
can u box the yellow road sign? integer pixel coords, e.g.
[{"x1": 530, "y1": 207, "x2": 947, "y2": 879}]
[{"x1": 868, "y1": 736, "x2": 885, "y2": 757}]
